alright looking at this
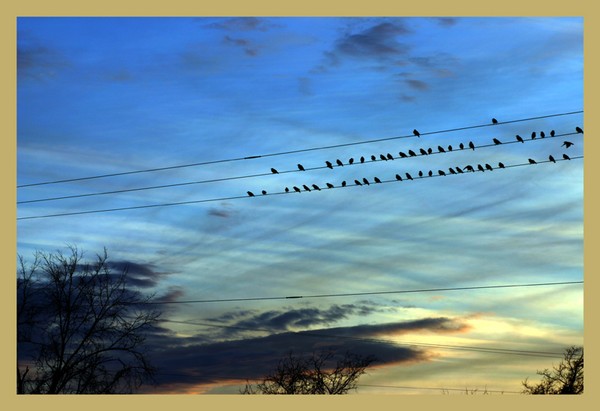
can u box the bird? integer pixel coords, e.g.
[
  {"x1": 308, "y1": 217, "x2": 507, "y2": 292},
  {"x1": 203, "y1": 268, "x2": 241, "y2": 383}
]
[
  {"x1": 469, "y1": 141, "x2": 475, "y2": 150},
  {"x1": 540, "y1": 131, "x2": 545, "y2": 138},
  {"x1": 325, "y1": 161, "x2": 333, "y2": 169},
  {"x1": 413, "y1": 129, "x2": 420, "y2": 137},
  {"x1": 562, "y1": 141, "x2": 574, "y2": 148},
  {"x1": 271, "y1": 168, "x2": 279, "y2": 174},
  {"x1": 408, "y1": 150, "x2": 417, "y2": 157},
  {"x1": 576, "y1": 126, "x2": 583, "y2": 134},
  {"x1": 428, "y1": 170, "x2": 433, "y2": 177},
  {"x1": 438, "y1": 170, "x2": 446, "y2": 176},
  {"x1": 293, "y1": 186, "x2": 301, "y2": 193},
  {"x1": 477, "y1": 164, "x2": 485, "y2": 172},
  {"x1": 405, "y1": 173, "x2": 413, "y2": 180},
  {"x1": 374, "y1": 177, "x2": 382, "y2": 183},
  {"x1": 549, "y1": 155, "x2": 556, "y2": 163},
  {"x1": 420, "y1": 148, "x2": 428, "y2": 155},
  {"x1": 418, "y1": 171, "x2": 423, "y2": 177},
  {"x1": 354, "y1": 179, "x2": 362, "y2": 186},
  {"x1": 298, "y1": 164, "x2": 305, "y2": 171},
  {"x1": 371, "y1": 155, "x2": 377, "y2": 161},
  {"x1": 303, "y1": 185, "x2": 311, "y2": 191},
  {"x1": 395, "y1": 174, "x2": 402, "y2": 181},
  {"x1": 341, "y1": 181, "x2": 347, "y2": 187},
  {"x1": 336, "y1": 159, "x2": 344, "y2": 167},
  {"x1": 285, "y1": 187, "x2": 290, "y2": 193},
  {"x1": 326, "y1": 183, "x2": 334, "y2": 189},
  {"x1": 465, "y1": 165, "x2": 475, "y2": 172},
  {"x1": 516, "y1": 135, "x2": 524, "y2": 143},
  {"x1": 399, "y1": 151, "x2": 408, "y2": 158},
  {"x1": 459, "y1": 143, "x2": 465, "y2": 150},
  {"x1": 312, "y1": 184, "x2": 321, "y2": 191},
  {"x1": 386, "y1": 153, "x2": 394, "y2": 160},
  {"x1": 427, "y1": 147, "x2": 433, "y2": 154},
  {"x1": 492, "y1": 118, "x2": 498, "y2": 124},
  {"x1": 485, "y1": 163, "x2": 493, "y2": 171},
  {"x1": 262, "y1": 190, "x2": 267, "y2": 195},
  {"x1": 362, "y1": 178, "x2": 370, "y2": 185},
  {"x1": 528, "y1": 158, "x2": 537, "y2": 164},
  {"x1": 455, "y1": 166, "x2": 464, "y2": 173},
  {"x1": 550, "y1": 130, "x2": 555, "y2": 137},
  {"x1": 360, "y1": 156, "x2": 365, "y2": 163},
  {"x1": 498, "y1": 162, "x2": 505, "y2": 169},
  {"x1": 349, "y1": 158, "x2": 354, "y2": 165},
  {"x1": 493, "y1": 138, "x2": 502, "y2": 145},
  {"x1": 247, "y1": 191, "x2": 255, "y2": 197},
  {"x1": 448, "y1": 145, "x2": 453, "y2": 151},
  {"x1": 449, "y1": 168, "x2": 456, "y2": 175},
  {"x1": 531, "y1": 132, "x2": 536, "y2": 139},
  {"x1": 563, "y1": 154, "x2": 571, "y2": 160},
  {"x1": 438, "y1": 145, "x2": 446, "y2": 153},
  {"x1": 380, "y1": 154, "x2": 387, "y2": 161}
]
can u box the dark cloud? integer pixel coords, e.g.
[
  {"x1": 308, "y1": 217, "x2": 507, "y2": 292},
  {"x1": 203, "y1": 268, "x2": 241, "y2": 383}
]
[
  {"x1": 223, "y1": 35, "x2": 259, "y2": 56},
  {"x1": 204, "y1": 17, "x2": 278, "y2": 32},
  {"x1": 17, "y1": 40, "x2": 69, "y2": 80},
  {"x1": 107, "y1": 260, "x2": 170, "y2": 288},
  {"x1": 333, "y1": 22, "x2": 411, "y2": 60},
  {"x1": 405, "y1": 79, "x2": 429, "y2": 91},
  {"x1": 437, "y1": 17, "x2": 458, "y2": 27}
]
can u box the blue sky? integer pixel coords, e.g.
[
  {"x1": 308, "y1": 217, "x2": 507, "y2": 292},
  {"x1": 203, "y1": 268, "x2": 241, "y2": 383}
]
[{"x1": 16, "y1": 17, "x2": 583, "y2": 394}]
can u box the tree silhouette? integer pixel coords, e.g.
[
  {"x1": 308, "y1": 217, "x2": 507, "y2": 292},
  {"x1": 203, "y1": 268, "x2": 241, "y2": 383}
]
[
  {"x1": 241, "y1": 351, "x2": 375, "y2": 394},
  {"x1": 521, "y1": 346, "x2": 583, "y2": 394},
  {"x1": 17, "y1": 246, "x2": 161, "y2": 394}
]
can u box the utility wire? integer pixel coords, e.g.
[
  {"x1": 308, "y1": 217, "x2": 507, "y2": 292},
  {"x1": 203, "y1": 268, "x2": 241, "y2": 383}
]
[
  {"x1": 17, "y1": 110, "x2": 583, "y2": 189},
  {"x1": 357, "y1": 384, "x2": 522, "y2": 394},
  {"x1": 17, "y1": 131, "x2": 581, "y2": 205},
  {"x1": 17, "y1": 155, "x2": 583, "y2": 221}
]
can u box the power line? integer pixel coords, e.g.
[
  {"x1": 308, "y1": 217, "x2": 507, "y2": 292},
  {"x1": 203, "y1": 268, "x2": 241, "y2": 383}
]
[
  {"x1": 144, "y1": 280, "x2": 582, "y2": 305},
  {"x1": 16, "y1": 155, "x2": 583, "y2": 221},
  {"x1": 17, "y1": 131, "x2": 581, "y2": 205},
  {"x1": 357, "y1": 384, "x2": 522, "y2": 394},
  {"x1": 17, "y1": 110, "x2": 583, "y2": 189}
]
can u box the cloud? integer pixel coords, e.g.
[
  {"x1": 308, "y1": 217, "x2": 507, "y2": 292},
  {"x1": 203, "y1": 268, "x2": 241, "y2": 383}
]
[
  {"x1": 223, "y1": 35, "x2": 259, "y2": 56},
  {"x1": 107, "y1": 260, "x2": 171, "y2": 288},
  {"x1": 17, "y1": 38, "x2": 69, "y2": 80},
  {"x1": 405, "y1": 79, "x2": 429, "y2": 91},
  {"x1": 204, "y1": 17, "x2": 279, "y2": 32},
  {"x1": 334, "y1": 22, "x2": 411, "y2": 60}
]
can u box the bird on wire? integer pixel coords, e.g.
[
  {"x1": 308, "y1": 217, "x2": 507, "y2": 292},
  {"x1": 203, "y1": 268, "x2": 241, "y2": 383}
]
[
  {"x1": 427, "y1": 147, "x2": 433, "y2": 154},
  {"x1": 550, "y1": 130, "x2": 555, "y2": 137},
  {"x1": 399, "y1": 151, "x2": 408, "y2": 158},
  {"x1": 465, "y1": 165, "x2": 475, "y2": 172},
  {"x1": 298, "y1": 164, "x2": 305, "y2": 171},
  {"x1": 271, "y1": 168, "x2": 279, "y2": 174},
  {"x1": 448, "y1": 145, "x2": 453, "y2": 151},
  {"x1": 420, "y1": 148, "x2": 428, "y2": 155},
  {"x1": 336, "y1": 159, "x2": 344, "y2": 167},
  {"x1": 312, "y1": 184, "x2": 321, "y2": 191},
  {"x1": 531, "y1": 132, "x2": 536, "y2": 139},
  {"x1": 349, "y1": 158, "x2": 354, "y2": 165},
  {"x1": 293, "y1": 186, "x2": 301, "y2": 193},
  {"x1": 455, "y1": 166, "x2": 464, "y2": 173},
  {"x1": 413, "y1": 129, "x2": 420, "y2": 137},
  {"x1": 540, "y1": 131, "x2": 545, "y2": 138},
  {"x1": 493, "y1": 138, "x2": 502, "y2": 145},
  {"x1": 380, "y1": 154, "x2": 387, "y2": 161},
  {"x1": 428, "y1": 170, "x2": 433, "y2": 177},
  {"x1": 576, "y1": 126, "x2": 583, "y2": 134},
  {"x1": 469, "y1": 141, "x2": 475, "y2": 150},
  {"x1": 418, "y1": 171, "x2": 423, "y2": 177},
  {"x1": 371, "y1": 155, "x2": 377, "y2": 161},
  {"x1": 262, "y1": 190, "x2": 267, "y2": 195},
  {"x1": 326, "y1": 183, "x2": 334, "y2": 189},
  {"x1": 395, "y1": 174, "x2": 402, "y2": 181},
  {"x1": 477, "y1": 164, "x2": 485, "y2": 172},
  {"x1": 562, "y1": 141, "x2": 574, "y2": 148},
  {"x1": 438, "y1": 170, "x2": 446, "y2": 176},
  {"x1": 285, "y1": 187, "x2": 290, "y2": 193},
  {"x1": 438, "y1": 145, "x2": 446, "y2": 153},
  {"x1": 528, "y1": 158, "x2": 537, "y2": 165},
  {"x1": 563, "y1": 154, "x2": 571, "y2": 160},
  {"x1": 387, "y1": 153, "x2": 394, "y2": 160},
  {"x1": 342, "y1": 181, "x2": 347, "y2": 187},
  {"x1": 516, "y1": 135, "x2": 524, "y2": 143},
  {"x1": 326, "y1": 161, "x2": 333, "y2": 169},
  {"x1": 374, "y1": 177, "x2": 382, "y2": 183},
  {"x1": 247, "y1": 191, "x2": 255, "y2": 197},
  {"x1": 362, "y1": 178, "x2": 370, "y2": 186},
  {"x1": 360, "y1": 156, "x2": 365, "y2": 163},
  {"x1": 459, "y1": 143, "x2": 465, "y2": 150},
  {"x1": 408, "y1": 150, "x2": 417, "y2": 157},
  {"x1": 405, "y1": 173, "x2": 413, "y2": 180},
  {"x1": 354, "y1": 179, "x2": 362, "y2": 186},
  {"x1": 303, "y1": 184, "x2": 311, "y2": 191},
  {"x1": 449, "y1": 168, "x2": 456, "y2": 175},
  {"x1": 498, "y1": 162, "x2": 505, "y2": 169},
  {"x1": 492, "y1": 118, "x2": 498, "y2": 124},
  {"x1": 485, "y1": 163, "x2": 493, "y2": 171},
  {"x1": 549, "y1": 155, "x2": 556, "y2": 163}
]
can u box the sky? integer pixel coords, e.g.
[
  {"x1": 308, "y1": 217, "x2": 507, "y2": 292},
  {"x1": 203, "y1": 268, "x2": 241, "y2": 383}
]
[{"x1": 16, "y1": 17, "x2": 584, "y2": 394}]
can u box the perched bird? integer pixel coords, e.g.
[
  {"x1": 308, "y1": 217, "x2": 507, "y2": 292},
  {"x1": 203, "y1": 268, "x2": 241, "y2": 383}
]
[
  {"x1": 428, "y1": 170, "x2": 433, "y2": 177},
  {"x1": 420, "y1": 148, "x2": 428, "y2": 156},
  {"x1": 563, "y1": 154, "x2": 571, "y2": 160},
  {"x1": 465, "y1": 165, "x2": 475, "y2": 172},
  {"x1": 418, "y1": 170, "x2": 423, "y2": 177},
  {"x1": 341, "y1": 181, "x2": 347, "y2": 187},
  {"x1": 247, "y1": 191, "x2": 255, "y2": 197},
  {"x1": 550, "y1": 130, "x2": 555, "y2": 137},
  {"x1": 262, "y1": 190, "x2": 267, "y2": 195},
  {"x1": 528, "y1": 158, "x2": 537, "y2": 164},
  {"x1": 302, "y1": 185, "x2": 311, "y2": 192},
  {"x1": 498, "y1": 162, "x2": 505, "y2": 169},
  {"x1": 360, "y1": 156, "x2": 365, "y2": 163},
  {"x1": 285, "y1": 187, "x2": 290, "y2": 193},
  {"x1": 448, "y1": 145, "x2": 453, "y2": 152},
  {"x1": 493, "y1": 138, "x2": 502, "y2": 145},
  {"x1": 362, "y1": 178, "x2": 370, "y2": 185},
  {"x1": 405, "y1": 173, "x2": 414, "y2": 180},
  {"x1": 336, "y1": 159, "x2": 344, "y2": 167},
  {"x1": 531, "y1": 132, "x2": 536, "y2": 139},
  {"x1": 354, "y1": 179, "x2": 362, "y2": 186},
  {"x1": 576, "y1": 126, "x2": 583, "y2": 134},
  {"x1": 369, "y1": 177, "x2": 379, "y2": 184},
  {"x1": 477, "y1": 164, "x2": 485, "y2": 172},
  {"x1": 298, "y1": 164, "x2": 305, "y2": 171},
  {"x1": 438, "y1": 145, "x2": 446, "y2": 153},
  {"x1": 326, "y1": 183, "x2": 334, "y2": 189},
  {"x1": 455, "y1": 166, "x2": 464, "y2": 173},
  {"x1": 349, "y1": 158, "x2": 354, "y2": 165},
  {"x1": 399, "y1": 151, "x2": 408, "y2": 158},
  {"x1": 492, "y1": 118, "x2": 498, "y2": 124},
  {"x1": 549, "y1": 155, "x2": 556, "y2": 163},
  {"x1": 485, "y1": 163, "x2": 493, "y2": 171},
  {"x1": 271, "y1": 168, "x2": 279, "y2": 174},
  {"x1": 469, "y1": 141, "x2": 475, "y2": 150},
  {"x1": 293, "y1": 186, "x2": 301, "y2": 193},
  {"x1": 427, "y1": 147, "x2": 433, "y2": 154},
  {"x1": 386, "y1": 153, "x2": 394, "y2": 160},
  {"x1": 413, "y1": 129, "x2": 421, "y2": 137},
  {"x1": 516, "y1": 135, "x2": 524, "y2": 143},
  {"x1": 395, "y1": 174, "x2": 402, "y2": 181},
  {"x1": 459, "y1": 143, "x2": 465, "y2": 150},
  {"x1": 449, "y1": 168, "x2": 456, "y2": 175},
  {"x1": 438, "y1": 169, "x2": 446, "y2": 176},
  {"x1": 380, "y1": 154, "x2": 387, "y2": 161},
  {"x1": 325, "y1": 161, "x2": 333, "y2": 169},
  {"x1": 562, "y1": 141, "x2": 574, "y2": 148},
  {"x1": 312, "y1": 184, "x2": 321, "y2": 191},
  {"x1": 408, "y1": 150, "x2": 417, "y2": 157},
  {"x1": 371, "y1": 155, "x2": 377, "y2": 161},
  {"x1": 540, "y1": 131, "x2": 545, "y2": 138}
]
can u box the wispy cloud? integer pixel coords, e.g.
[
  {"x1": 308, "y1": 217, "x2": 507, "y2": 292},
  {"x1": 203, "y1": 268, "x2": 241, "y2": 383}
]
[{"x1": 204, "y1": 17, "x2": 279, "y2": 32}]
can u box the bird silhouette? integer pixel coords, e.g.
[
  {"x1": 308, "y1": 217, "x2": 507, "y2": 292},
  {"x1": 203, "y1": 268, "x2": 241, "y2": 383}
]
[
  {"x1": 349, "y1": 158, "x2": 354, "y2": 165},
  {"x1": 448, "y1": 145, "x2": 453, "y2": 151},
  {"x1": 531, "y1": 132, "x2": 536, "y2": 139},
  {"x1": 262, "y1": 190, "x2": 267, "y2": 195},
  {"x1": 438, "y1": 170, "x2": 446, "y2": 176},
  {"x1": 303, "y1": 185, "x2": 311, "y2": 191},
  {"x1": 438, "y1": 145, "x2": 446, "y2": 153},
  {"x1": 298, "y1": 164, "x2": 305, "y2": 171},
  {"x1": 312, "y1": 184, "x2": 321, "y2": 191},
  {"x1": 405, "y1": 173, "x2": 413, "y2": 180},
  {"x1": 326, "y1": 183, "x2": 334, "y2": 189},
  {"x1": 516, "y1": 135, "x2": 524, "y2": 143},
  {"x1": 498, "y1": 162, "x2": 505, "y2": 169},
  {"x1": 449, "y1": 168, "x2": 456, "y2": 175},
  {"x1": 485, "y1": 163, "x2": 493, "y2": 171},
  {"x1": 285, "y1": 187, "x2": 290, "y2": 193},
  {"x1": 362, "y1": 178, "x2": 370, "y2": 185},
  {"x1": 455, "y1": 166, "x2": 464, "y2": 173},
  {"x1": 418, "y1": 170, "x2": 423, "y2": 177},
  {"x1": 386, "y1": 153, "x2": 394, "y2": 160},
  {"x1": 477, "y1": 164, "x2": 485, "y2": 172},
  {"x1": 399, "y1": 151, "x2": 408, "y2": 158},
  {"x1": 413, "y1": 129, "x2": 420, "y2": 137},
  {"x1": 550, "y1": 130, "x2": 555, "y2": 137},
  {"x1": 427, "y1": 147, "x2": 433, "y2": 154},
  {"x1": 493, "y1": 138, "x2": 502, "y2": 145},
  {"x1": 395, "y1": 174, "x2": 402, "y2": 181},
  {"x1": 465, "y1": 165, "x2": 474, "y2": 172},
  {"x1": 293, "y1": 186, "x2": 301, "y2": 193},
  {"x1": 325, "y1": 161, "x2": 333, "y2": 169},
  {"x1": 371, "y1": 155, "x2": 377, "y2": 161},
  {"x1": 408, "y1": 150, "x2": 417, "y2": 157},
  {"x1": 354, "y1": 179, "x2": 362, "y2": 186},
  {"x1": 528, "y1": 158, "x2": 537, "y2": 164},
  {"x1": 360, "y1": 156, "x2": 365, "y2": 163},
  {"x1": 341, "y1": 181, "x2": 347, "y2": 187},
  {"x1": 576, "y1": 126, "x2": 583, "y2": 134},
  {"x1": 549, "y1": 155, "x2": 556, "y2": 163},
  {"x1": 271, "y1": 168, "x2": 279, "y2": 174},
  {"x1": 336, "y1": 159, "x2": 344, "y2": 167},
  {"x1": 459, "y1": 143, "x2": 465, "y2": 150},
  {"x1": 420, "y1": 148, "x2": 428, "y2": 155},
  {"x1": 562, "y1": 141, "x2": 574, "y2": 148},
  {"x1": 469, "y1": 141, "x2": 475, "y2": 150},
  {"x1": 380, "y1": 154, "x2": 387, "y2": 161},
  {"x1": 247, "y1": 191, "x2": 255, "y2": 197},
  {"x1": 428, "y1": 170, "x2": 433, "y2": 177},
  {"x1": 540, "y1": 131, "x2": 545, "y2": 138},
  {"x1": 563, "y1": 154, "x2": 571, "y2": 160},
  {"x1": 492, "y1": 118, "x2": 498, "y2": 124}
]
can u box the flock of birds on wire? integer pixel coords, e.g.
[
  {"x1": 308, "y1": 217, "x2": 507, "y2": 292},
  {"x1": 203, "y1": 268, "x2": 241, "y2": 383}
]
[{"x1": 246, "y1": 121, "x2": 583, "y2": 197}]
